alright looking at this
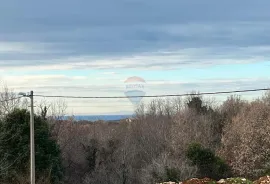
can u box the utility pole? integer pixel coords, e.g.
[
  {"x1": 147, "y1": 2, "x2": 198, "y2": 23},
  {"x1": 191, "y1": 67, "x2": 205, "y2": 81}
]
[
  {"x1": 18, "y1": 91, "x2": 35, "y2": 184},
  {"x1": 30, "y1": 91, "x2": 35, "y2": 184}
]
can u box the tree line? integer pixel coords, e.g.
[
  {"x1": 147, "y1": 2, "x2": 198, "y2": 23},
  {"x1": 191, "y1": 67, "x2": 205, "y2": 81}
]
[{"x1": 1, "y1": 86, "x2": 270, "y2": 183}]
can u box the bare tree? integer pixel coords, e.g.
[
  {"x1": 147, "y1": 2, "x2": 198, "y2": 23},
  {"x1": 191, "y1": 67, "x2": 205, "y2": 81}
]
[
  {"x1": 37, "y1": 98, "x2": 68, "y2": 139},
  {"x1": 219, "y1": 98, "x2": 270, "y2": 179},
  {"x1": 172, "y1": 96, "x2": 183, "y2": 114},
  {"x1": 47, "y1": 98, "x2": 67, "y2": 120},
  {"x1": 135, "y1": 101, "x2": 146, "y2": 119},
  {"x1": 0, "y1": 85, "x2": 21, "y2": 116}
]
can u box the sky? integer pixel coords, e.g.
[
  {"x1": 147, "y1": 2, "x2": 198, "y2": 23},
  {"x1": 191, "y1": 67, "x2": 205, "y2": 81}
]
[{"x1": 1, "y1": 0, "x2": 270, "y2": 115}]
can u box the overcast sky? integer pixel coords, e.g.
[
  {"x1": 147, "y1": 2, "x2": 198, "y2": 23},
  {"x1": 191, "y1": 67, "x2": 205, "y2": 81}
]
[{"x1": 1, "y1": 0, "x2": 270, "y2": 115}]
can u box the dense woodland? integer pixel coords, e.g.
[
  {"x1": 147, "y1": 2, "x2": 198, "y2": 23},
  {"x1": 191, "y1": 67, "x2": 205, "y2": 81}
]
[{"x1": 1, "y1": 86, "x2": 270, "y2": 184}]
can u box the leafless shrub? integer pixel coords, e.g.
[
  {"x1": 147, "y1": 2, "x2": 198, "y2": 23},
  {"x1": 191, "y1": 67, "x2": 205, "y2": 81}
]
[
  {"x1": 219, "y1": 97, "x2": 270, "y2": 179},
  {"x1": 141, "y1": 153, "x2": 197, "y2": 184},
  {"x1": 171, "y1": 109, "x2": 213, "y2": 154},
  {"x1": 220, "y1": 95, "x2": 247, "y2": 122}
]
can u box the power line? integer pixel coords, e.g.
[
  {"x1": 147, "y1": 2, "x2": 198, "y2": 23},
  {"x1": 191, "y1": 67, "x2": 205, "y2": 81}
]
[
  {"x1": 34, "y1": 87, "x2": 270, "y2": 99},
  {"x1": 0, "y1": 97, "x2": 22, "y2": 103}
]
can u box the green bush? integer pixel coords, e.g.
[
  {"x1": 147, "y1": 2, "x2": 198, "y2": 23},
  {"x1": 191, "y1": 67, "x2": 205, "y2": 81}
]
[
  {"x1": 186, "y1": 143, "x2": 231, "y2": 180},
  {"x1": 0, "y1": 109, "x2": 64, "y2": 184},
  {"x1": 164, "y1": 166, "x2": 180, "y2": 182}
]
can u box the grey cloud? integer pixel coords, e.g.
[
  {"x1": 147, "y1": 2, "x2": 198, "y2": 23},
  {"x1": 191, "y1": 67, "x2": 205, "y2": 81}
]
[
  {"x1": 2, "y1": 44, "x2": 270, "y2": 70},
  {"x1": 1, "y1": 0, "x2": 270, "y2": 29},
  {"x1": 1, "y1": 0, "x2": 270, "y2": 69}
]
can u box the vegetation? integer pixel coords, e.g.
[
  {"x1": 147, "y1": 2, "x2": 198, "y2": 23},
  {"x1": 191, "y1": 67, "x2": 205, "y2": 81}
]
[
  {"x1": 186, "y1": 143, "x2": 231, "y2": 180},
  {"x1": 1, "y1": 86, "x2": 270, "y2": 183},
  {"x1": 0, "y1": 109, "x2": 63, "y2": 184}
]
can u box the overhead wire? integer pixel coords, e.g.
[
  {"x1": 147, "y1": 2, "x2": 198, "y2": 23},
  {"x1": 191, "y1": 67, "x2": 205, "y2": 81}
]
[{"x1": 33, "y1": 87, "x2": 270, "y2": 99}]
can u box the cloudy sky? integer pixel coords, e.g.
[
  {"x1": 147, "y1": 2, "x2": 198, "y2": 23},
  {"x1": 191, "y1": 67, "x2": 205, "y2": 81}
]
[{"x1": 1, "y1": 0, "x2": 270, "y2": 115}]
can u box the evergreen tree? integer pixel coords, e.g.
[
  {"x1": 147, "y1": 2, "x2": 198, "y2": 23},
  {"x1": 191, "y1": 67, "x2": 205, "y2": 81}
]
[
  {"x1": 186, "y1": 143, "x2": 231, "y2": 180},
  {"x1": 0, "y1": 109, "x2": 63, "y2": 183}
]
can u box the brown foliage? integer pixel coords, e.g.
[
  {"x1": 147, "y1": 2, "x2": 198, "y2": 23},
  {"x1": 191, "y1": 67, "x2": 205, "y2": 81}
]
[
  {"x1": 219, "y1": 96, "x2": 270, "y2": 178},
  {"x1": 14, "y1": 92, "x2": 269, "y2": 183}
]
